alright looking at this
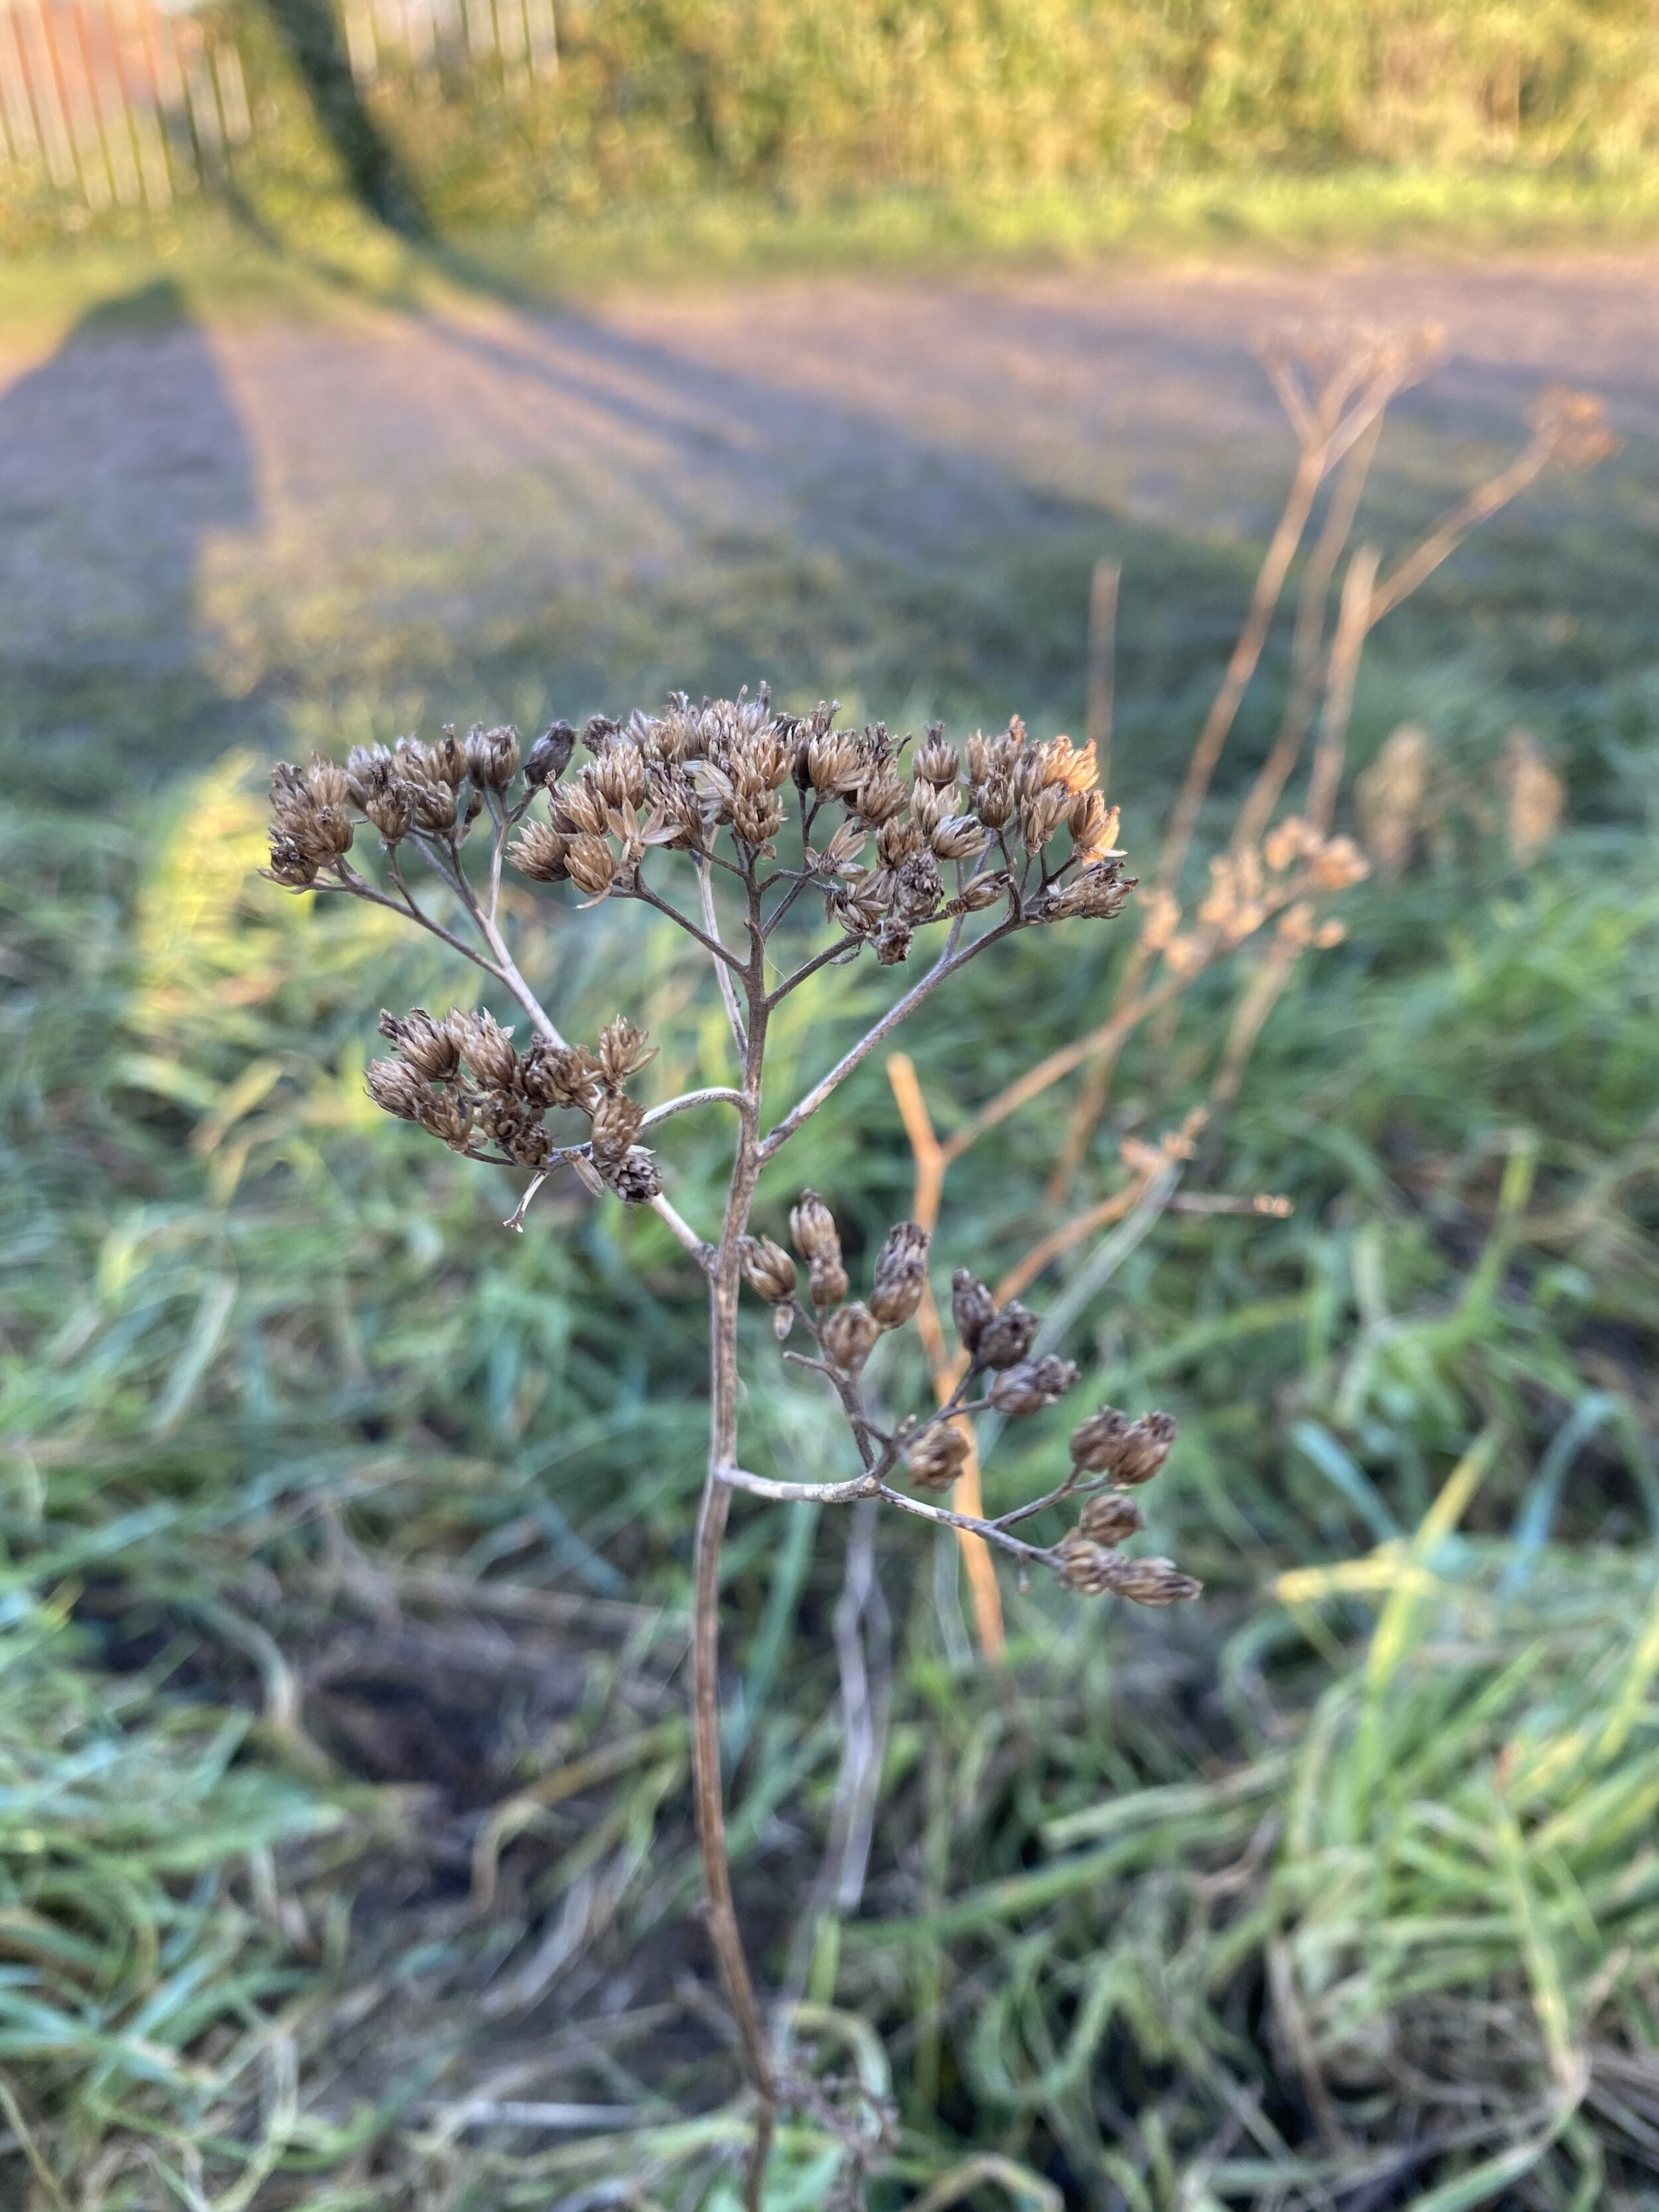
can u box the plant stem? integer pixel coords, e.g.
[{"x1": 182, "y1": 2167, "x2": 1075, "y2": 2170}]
[{"x1": 689, "y1": 856, "x2": 778, "y2": 2210}]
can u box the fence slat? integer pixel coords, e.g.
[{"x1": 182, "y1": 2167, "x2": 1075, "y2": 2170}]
[
  {"x1": 0, "y1": 7, "x2": 43, "y2": 165},
  {"x1": 109, "y1": 0, "x2": 171, "y2": 207},
  {"x1": 78, "y1": 0, "x2": 144, "y2": 206},
  {"x1": 13, "y1": 0, "x2": 78, "y2": 188},
  {"x1": 41, "y1": 0, "x2": 113, "y2": 205}
]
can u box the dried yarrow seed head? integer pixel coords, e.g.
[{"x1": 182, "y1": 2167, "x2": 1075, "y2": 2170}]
[
  {"x1": 974, "y1": 1298, "x2": 1040, "y2": 1371},
  {"x1": 520, "y1": 1041, "x2": 597, "y2": 1112},
  {"x1": 791, "y1": 1192, "x2": 849, "y2": 1304},
  {"x1": 950, "y1": 1270, "x2": 997, "y2": 1359},
  {"x1": 604, "y1": 1147, "x2": 663, "y2": 1205},
  {"x1": 509, "y1": 820, "x2": 570, "y2": 882},
  {"x1": 987, "y1": 1355, "x2": 1078, "y2": 1416},
  {"x1": 1056, "y1": 1534, "x2": 1119, "y2": 1596},
  {"x1": 1114, "y1": 1411, "x2": 1178, "y2": 1486},
  {"x1": 450, "y1": 1009, "x2": 520, "y2": 1091},
  {"x1": 465, "y1": 723, "x2": 521, "y2": 790},
  {"x1": 1104, "y1": 1555, "x2": 1202, "y2": 1607},
  {"x1": 524, "y1": 721, "x2": 576, "y2": 787},
  {"x1": 740, "y1": 1236, "x2": 798, "y2": 1305},
  {"x1": 379, "y1": 1007, "x2": 461, "y2": 1081},
  {"x1": 821, "y1": 1301, "x2": 881, "y2": 1375},
  {"x1": 869, "y1": 1222, "x2": 930, "y2": 1329},
  {"x1": 1078, "y1": 1491, "x2": 1144, "y2": 1546},
  {"x1": 904, "y1": 1422, "x2": 970, "y2": 1492},
  {"x1": 366, "y1": 1057, "x2": 431, "y2": 1121}
]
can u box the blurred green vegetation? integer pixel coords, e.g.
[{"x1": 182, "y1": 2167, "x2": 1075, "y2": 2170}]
[
  {"x1": 15, "y1": 0, "x2": 1659, "y2": 291},
  {"x1": 5, "y1": 250, "x2": 1659, "y2": 2205}
]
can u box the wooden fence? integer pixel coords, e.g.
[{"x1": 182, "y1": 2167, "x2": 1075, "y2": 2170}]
[{"x1": 0, "y1": 0, "x2": 556, "y2": 213}]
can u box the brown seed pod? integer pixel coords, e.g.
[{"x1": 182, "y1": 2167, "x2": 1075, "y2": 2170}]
[
  {"x1": 378, "y1": 1007, "x2": 461, "y2": 1081},
  {"x1": 465, "y1": 723, "x2": 521, "y2": 791},
  {"x1": 589, "y1": 1089, "x2": 646, "y2": 1165},
  {"x1": 869, "y1": 1221, "x2": 930, "y2": 1329},
  {"x1": 509, "y1": 821, "x2": 571, "y2": 881},
  {"x1": 974, "y1": 1299, "x2": 1039, "y2": 1370},
  {"x1": 1103, "y1": 1554, "x2": 1202, "y2": 1607},
  {"x1": 520, "y1": 1041, "x2": 597, "y2": 1112},
  {"x1": 809, "y1": 1254, "x2": 851, "y2": 1309},
  {"x1": 1078, "y1": 1491, "x2": 1144, "y2": 1546},
  {"x1": 822, "y1": 1301, "x2": 881, "y2": 1374},
  {"x1": 524, "y1": 721, "x2": 576, "y2": 786},
  {"x1": 739, "y1": 1236, "x2": 798, "y2": 1305},
  {"x1": 1056, "y1": 1534, "x2": 1118, "y2": 1595},
  {"x1": 365, "y1": 1057, "x2": 431, "y2": 1120},
  {"x1": 1113, "y1": 1411, "x2": 1177, "y2": 1485},
  {"x1": 904, "y1": 1422, "x2": 970, "y2": 1492},
  {"x1": 604, "y1": 1147, "x2": 663, "y2": 1204},
  {"x1": 364, "y1": 779, "x2": 417, "y2": 843},
  {"x1": 450, "y1": 1010, "x2": 520, "y2": 1090},
  {"x1": 790, "y1": 1191, "x2": 841, "y2": 1266},
  {"x1": 951, "y1": 1270, "x2": 996, "y2": 1358},
  {"x1": 987, "y1": 1355, "x2": 1078, "y2": 1416},
  {"x1": 565, "y1": 834, "x2": 618, "y2": 897},
  {"x1": 1068, "y1": 1405, "x2": 1131, "y2": 1473}
]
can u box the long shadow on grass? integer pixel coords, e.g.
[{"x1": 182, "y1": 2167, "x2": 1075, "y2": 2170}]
[{"x1": 0, "y1": 277, "x2": 260, "y2": 804}]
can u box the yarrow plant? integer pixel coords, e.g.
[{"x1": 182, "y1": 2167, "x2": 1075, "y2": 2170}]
[
  {"x1": 261, "y1": 692, "x2": 1254, "y2": 2193},
  {"x1": 253, "y1": 329, "x2": 1621, "y2": 2201}
]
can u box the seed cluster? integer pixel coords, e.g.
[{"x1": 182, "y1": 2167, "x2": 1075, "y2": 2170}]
[
  {"x1": 369, "y1": 1009, "x2": 664, "y2": 1201},
  {"x1": 739, "y1": 1199, "x2": 1202, "y2": 1611}
]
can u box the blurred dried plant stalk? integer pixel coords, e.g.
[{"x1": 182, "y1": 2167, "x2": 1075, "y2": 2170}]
[
  {"x1": 259, "y1": 686, "x2": 1192, "y2": 2202},
  {"x1": 886, "y1": 326, "x2": 1613, "y2": 1659}
]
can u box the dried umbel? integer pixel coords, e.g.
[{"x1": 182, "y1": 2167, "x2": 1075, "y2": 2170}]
[{"x1": 254, "y1": 682, "x2": 1181, "y2": 2192}]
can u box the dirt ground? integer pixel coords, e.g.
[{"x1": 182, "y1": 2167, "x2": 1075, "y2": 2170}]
[{"x1": 5, "y1": 251, "x2": 1657, "y2": 714}]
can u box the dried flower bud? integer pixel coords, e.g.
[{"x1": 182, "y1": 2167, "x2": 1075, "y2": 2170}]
[
  {"x1": 1019, "y1": 787, "x2": 1072, "y2": 852},
  {"x1": 510, "y1": 820, "x2": 571, "y2": 881},
  {"x1": 379, "y1": 1006, "x2": 461, "y2": 1080},
  {"x1": 987, "y1": 1355, "x2": 1078, "y2": 1416},
  {"x1": 364, "y1": 779, "x2": 417, "y2": 842},
  {"x1": 345, "y1": 743, "x2": 394, "y2": 804},
  {"x1": 520, "y1": 1041, "x2": 597, "y2": 1111},
  {"x1": 1113, "y1": 1411, "x2": 1177, "y2": 1485},
  {"x1": 874, "y1": 917, "x2": 913, "y2": 965},
  {"x1": 463, "y1": 723, "x2": 520, "y2": 790},
  {"x1": 565, "y1": 833, "x2": 618, "y2": 897},
  {"x1": 773, "y1": 1303, "x2": 796, "y2": 1341},
  {"x1": 974, "y1": 1299, "x2": 1039, "y2": 1370},
  {"x1": 790, "y1": 1190, "x2": 842, "y2": 1266},
  {"x1": 524, "y1": 721, "x2": 575, "y2": 786},
  {"x1": 932, "y1": 814, "x2": 989, "y2": 861},
  {"x1": 449, "y1": 1009, "x2": 520, "y2": 1090},
  {"x1": 905, "y1": 1422, "x2": 970, "y2": 1491},
  {"x1": 366, "y1": 1057, "x2": 431, "y2": 1120},
  {"x1": 948, "y1": 871, "x2": 1011, "y2": 915},
  {"x1": 582, "y1": 714, "x2": 620, "y2": 754},
  {"x1": 416, "y1": 1087, "x2": 476, "y2": 1150},
  {"x1": 1043, "y1": 859, "x2": 1135, "y2": 923},
  {"x1": 589, "y1": 1088, "x2": 646, "y2": 1165},
  {"x1": 1078, "y1": 1491, "x2": 1144, "y2": 1546},
  {"x1": 974, "y1": 771, "x2": 1015, "y2": 829},
  {"x1": 410, "y1": 778, "x2": 459, "y2": 832},
  {"x1": 1056, "y1": 1534, "x2": 1119, "y2": 1595},
  {"x1": 810, "y1": 1254, "x2": 851, "y2": 1308},
  {"x1": 604, "y1": 1147, "x2": 662, "y2": 1204},
  {"x1": 855, "y1": 763, "x2": 908, "y2": 824},
  {"x1": 869, "y1": 1221, "x2": 930, "y2": 1328},
  {"x1": 913, "y1": 735, "x2": 960, "y2": 786},
  {"x1": 264, "y1": 832, "x2": 319, "y2": 889},
  {"x1": 806, "y1": 729, "x2": 861, "y2": 796},
  {"x1": 1068, "y1": 1404, "x2": 1130, "y2": 1473},
  {"x1": 951, "y1": 1270, "x2": 996, "y2": 1357},
  {"x1": 822, "y1": 1300, "x2": 881, "y2": 1374},
  {"x1": 740, "y1": 1236, "x2": 798, "y2": 1304},
  {"x1": 595, "y1": 1017, "x2": 656, "y2": 1088},
  {"x1": 894, "y1": 851, "x2": 944, "y2": 921},
  {"x1": 305, "y1": 754, "x2": 351, "y2": 808},
  {"x1": 1104, "y1": 1555, "x2": 1202, "y2": 1607},
  {"x1": 877, "y1": 814, "x2": 923, "y2": 867},
  {"x1": 594, "y1": 743, "x2": 648, "y2": 810}
]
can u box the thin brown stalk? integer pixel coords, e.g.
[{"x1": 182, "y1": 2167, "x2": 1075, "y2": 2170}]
[
  {"x1": 1086, "y1": 556, "x2": 1120, "y2": 796},
  {"x1": 1232, "y1": 411, "x2": 1384, "y2": 856}
]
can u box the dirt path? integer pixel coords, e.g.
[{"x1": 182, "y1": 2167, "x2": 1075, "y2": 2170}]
[{"x1": 4, "y1": 251, "x2": 1656, "y2": 702}]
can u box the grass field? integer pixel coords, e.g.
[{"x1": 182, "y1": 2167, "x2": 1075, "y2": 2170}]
[{"x1": 3, "y1": 228, "x2": 1659, "y2": 2209}]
